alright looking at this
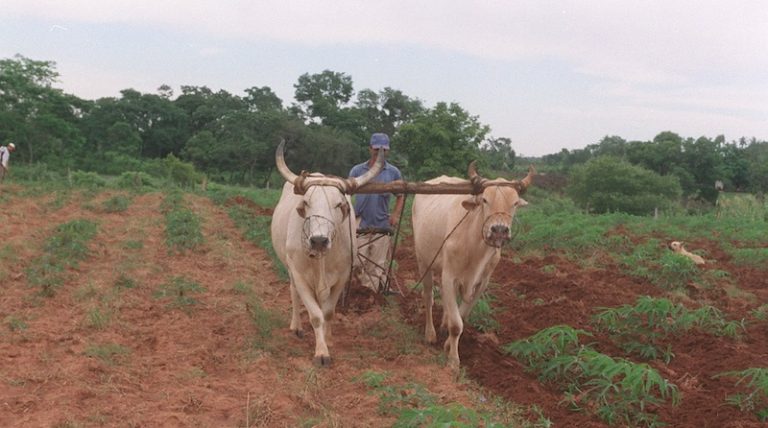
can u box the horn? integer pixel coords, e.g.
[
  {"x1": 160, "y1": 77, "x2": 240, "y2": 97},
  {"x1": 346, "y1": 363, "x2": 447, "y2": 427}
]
[
  {"x1": 520, "y1": 164, "x2": 536, "y2": 191},
  {"x1": 467, "y1": 160, "x2": 486, "y2": 194},
  {"x1": 346, "y1": 149, "x2": 387, "y2": 193},
  {"x1": 275, "y1": 139, "x2": 299, "y2": 185}
]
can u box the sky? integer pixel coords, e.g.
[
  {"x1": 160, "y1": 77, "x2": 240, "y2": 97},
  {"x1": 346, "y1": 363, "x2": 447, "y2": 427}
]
[{"x1": 2, "y1": 1, "x2": 767, "y2": 157}]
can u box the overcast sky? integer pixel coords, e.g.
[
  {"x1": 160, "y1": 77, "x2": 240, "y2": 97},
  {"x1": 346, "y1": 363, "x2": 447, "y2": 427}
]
[{"x1": 2, "y1": 1, "x2": 766, "y2": 156}]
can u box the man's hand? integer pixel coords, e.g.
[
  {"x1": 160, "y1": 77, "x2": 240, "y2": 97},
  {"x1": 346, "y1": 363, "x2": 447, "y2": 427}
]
[{"x1": 389, "y1": 214, "x2": 399, "y2": 227}]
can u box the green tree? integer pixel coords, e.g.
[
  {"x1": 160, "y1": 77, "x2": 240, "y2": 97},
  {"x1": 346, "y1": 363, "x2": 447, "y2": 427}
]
[
  {"x1": 480, "y1": 137, "x2": 516, "y2": 172},
  {"x1": 0, "y1": 54, "x2": 86, "y2": 168},
  {"x1": 567, "y1": 156, "x2": 682, "y2": 215},
  {"x1": 397, "y1": 102, "x2": 489, "y2": 179}
]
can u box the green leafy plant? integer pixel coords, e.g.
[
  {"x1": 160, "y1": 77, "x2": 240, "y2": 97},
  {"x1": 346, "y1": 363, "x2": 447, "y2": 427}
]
[
  {"x1": 593, "y1": 296, "x2": 746, "y2": 362},
  {"x1": 715, "y1": 368, "x2": 768, "y2": 421},
  {"x1": 504, "y1": 326, "x2": 679, "y2": 427},
  {"x1": 5, "y1": 315, "x2": 28, "y2": 332},
  {"x1": 467, "y1": 291, "x2": 501, "y2": 333},
  {"x1": 70, "y1": 170, "x2": 107, "y2": 188}
]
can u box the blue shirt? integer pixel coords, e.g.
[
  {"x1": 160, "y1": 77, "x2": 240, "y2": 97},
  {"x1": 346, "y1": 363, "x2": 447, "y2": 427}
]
[{"x1": 349, "y1": 161, "x2": 402, "y2": 230}]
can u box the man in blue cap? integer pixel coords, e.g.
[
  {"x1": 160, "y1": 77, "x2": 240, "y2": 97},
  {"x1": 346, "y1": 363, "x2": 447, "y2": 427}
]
[{"x1": 349, "y1": 133, "x2": 404, "y2": 293}]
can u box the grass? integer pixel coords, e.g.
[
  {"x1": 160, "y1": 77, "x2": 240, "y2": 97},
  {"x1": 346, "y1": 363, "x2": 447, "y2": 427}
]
[
  {"x1": 163, "y1": 191, "x2": 204, "y2": 253},
  {"x1": 25, "y1": 219, "x2": 99, "y2": 296},
  {"x1": 84, "y1": 343, "x2": 130, "y2": 365},
  {"x1": 226, "y1": 204, "x2": 287, "y2": 279},
  {"x1": 5, "y1": 315, "x2": 28, "y2": 332},
  {"x1": 467, "y1": 291, "x2": 501, "y2": 333},
  {"x1": 356, "y1": 370, "x2": 537, "y2": 427},
  {"x1": 367, "y1": 297, "x2": 422, "y2": 358}
]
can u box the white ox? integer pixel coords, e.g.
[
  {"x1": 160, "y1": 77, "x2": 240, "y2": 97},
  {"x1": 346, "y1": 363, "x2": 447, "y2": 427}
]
[
  {"x1": 270, "y1": 141, "x2": 384, "y2": 366},
  {"x1": 412, "y1": 164, "x2": 534, "y2": 370}
]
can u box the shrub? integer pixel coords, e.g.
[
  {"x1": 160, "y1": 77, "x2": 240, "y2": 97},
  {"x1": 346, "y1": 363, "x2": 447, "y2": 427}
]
[
  {"x1": 567, "y1": 156, "x2": 682, "y2": 215},
  {"x1": 70, "y1": 170, "x2": 107, "y2": 188},
  {"x1": 116, "y1": 171, "x2": 156, "y2": 189}
]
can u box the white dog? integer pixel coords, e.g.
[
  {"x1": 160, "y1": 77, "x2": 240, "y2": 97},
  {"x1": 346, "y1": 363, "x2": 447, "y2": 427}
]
[{"x1": 668, "y1": 241, "x2": 706, "y2": 265}]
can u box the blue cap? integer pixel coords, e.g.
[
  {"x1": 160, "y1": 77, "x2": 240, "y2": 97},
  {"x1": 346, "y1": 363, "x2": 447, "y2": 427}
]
[{"x1": 369, "y1": 133, "x2": 390, "y2": 149}]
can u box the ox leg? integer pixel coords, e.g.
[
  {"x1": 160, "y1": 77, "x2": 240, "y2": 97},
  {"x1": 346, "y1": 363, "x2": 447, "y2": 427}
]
[
  {"x1": 459, "y1": 279, "x2": 489, "y2": 321},
  {"x1": 421, "y1": 271, "x2": 437, "y2": 344},
  {"x1": 293, "y1": 279, "x2": 332, "y2": 367},
  {"x1": 441, "y1": 275, "x2": 463, "y2": 371},
  {"x1": 320, "y1": 281, "x2": 346, "y2": 347},
  {"x1": 288, "y1": 277, "x2": 304, "y2": 338}
]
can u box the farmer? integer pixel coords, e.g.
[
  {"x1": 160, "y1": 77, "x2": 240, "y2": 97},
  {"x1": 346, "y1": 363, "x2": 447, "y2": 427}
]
[
  {"x1": 349, "y1": 133, "x2": 405, "y2": 293},
  {"x1": 0, "y1": 142, "x2": 16, "y2": 182}
]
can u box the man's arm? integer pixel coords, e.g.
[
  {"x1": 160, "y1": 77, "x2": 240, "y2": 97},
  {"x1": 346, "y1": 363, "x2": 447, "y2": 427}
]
[{"x1": 389, "y1": 194, "x2": 405, "y2": 227}]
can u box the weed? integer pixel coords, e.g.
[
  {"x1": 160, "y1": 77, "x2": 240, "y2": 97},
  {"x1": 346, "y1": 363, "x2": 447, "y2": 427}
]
[
  {"x1": 84, "y1": 343, "x2": 130, "y2": 365},
  {"x1": 70, "y1": 170, "x2": 107, "y2": 188},
  {"x1": 5, "y1": 315, "x2": 28, "y2": 332},
  {"x1": 368, "y1": 297, "x2": 422, "y2": 357},
  {"x1": 715, "y1": 368, "x2": 768, "y2": 421},
  {"x1": 153, "y1": 276, "x2": 206, "y2": 309}
]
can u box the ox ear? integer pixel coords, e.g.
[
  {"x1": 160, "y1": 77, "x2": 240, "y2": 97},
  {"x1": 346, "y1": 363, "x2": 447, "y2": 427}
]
[
  {"x1": 517, "y1": 197, "x2": 529, "y2": 207},
  {"x1": 461, "y1": 195, "x2": 481, "y2": 211},
  {"x1": 296, "y1": 201, "x2": 307, "y2": 218}
]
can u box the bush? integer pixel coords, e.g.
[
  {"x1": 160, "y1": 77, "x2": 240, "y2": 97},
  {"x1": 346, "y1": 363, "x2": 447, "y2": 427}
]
[
  {"x1": 116, "y1": 171, "x2": 156, "y2": 189},
  {"x1": 70, "y1": 170, "x2": 107, "y2": 188},
  {"x1": 567, "y1": 156, "x2": 682, "y2": 215}
]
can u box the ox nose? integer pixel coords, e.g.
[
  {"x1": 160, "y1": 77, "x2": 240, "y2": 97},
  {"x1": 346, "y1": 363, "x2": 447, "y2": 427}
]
[
  {"x1": 310, "y1": 236, "x2": 329, "y2": 248},
  {"x1": 491, "y1": 225, "x2": 509, "y2": 235}
]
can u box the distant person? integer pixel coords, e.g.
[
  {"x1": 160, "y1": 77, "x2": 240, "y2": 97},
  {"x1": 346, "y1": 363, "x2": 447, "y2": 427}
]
[
  {"x1": 349, "y1": 133, "x2": 405, "y2": 293},
  {"x1": 0, "y1": 142, "x2": 16, "y2": 182}
]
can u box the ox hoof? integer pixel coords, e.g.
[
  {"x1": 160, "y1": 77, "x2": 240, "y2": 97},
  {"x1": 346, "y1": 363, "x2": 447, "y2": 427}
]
[
  {"x1": 313, "y1": 355, "x2": 332, "y2": 367},
  {"x1": 291, "y1": 329, "x2": 304, "y2": 339}
]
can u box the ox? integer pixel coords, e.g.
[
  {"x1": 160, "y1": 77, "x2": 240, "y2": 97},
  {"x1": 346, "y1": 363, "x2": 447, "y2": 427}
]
[
  {"x1": 270, "y1": 140, "x2": 384, "y2": 366},
  {"x1": 412, "y1": 163, "x2": 534, "y2": 370},
  {"x1": 668, "y1": 241, "x2": 706, "y2": 265}
]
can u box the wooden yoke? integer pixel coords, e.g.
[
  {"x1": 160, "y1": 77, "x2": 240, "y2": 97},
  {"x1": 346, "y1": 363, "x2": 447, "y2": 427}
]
[{"x1": 353, "y1": 180, "x2": 483, "y2": 195}]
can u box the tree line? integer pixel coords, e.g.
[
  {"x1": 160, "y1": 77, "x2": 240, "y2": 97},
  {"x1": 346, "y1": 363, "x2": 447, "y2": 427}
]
[
  {"x1": 0, "y1": 54, "x2": 512, "y2": 185},
  {"x1": 2, "y1": 54, "x2": 765, "y2": 214}
]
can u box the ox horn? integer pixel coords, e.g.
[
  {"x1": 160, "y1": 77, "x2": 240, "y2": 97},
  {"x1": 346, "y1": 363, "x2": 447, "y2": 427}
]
[
  {"x1": 275, "y1": 139, "x2": 298, "y2": 185},
  {"x1": 346, "y1": 149, "x2": 387, "y2": 193},
  {"x1": 467, "y1": 160, "x2": 487, "y2": 194},
  {"x1": 518, "y1": 164, "x2": 536, "y2": 193}
]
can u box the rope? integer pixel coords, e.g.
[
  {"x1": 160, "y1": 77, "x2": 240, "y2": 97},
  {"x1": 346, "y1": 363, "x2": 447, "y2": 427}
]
[
  {"x1": 410, "y1": 208, "x2": 473, "y2": 291},
  {"x1": 382, "y1": 194, "x2": 408, "y2": 295}
]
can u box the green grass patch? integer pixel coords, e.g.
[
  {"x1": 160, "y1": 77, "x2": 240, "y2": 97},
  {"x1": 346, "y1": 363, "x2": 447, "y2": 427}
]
[
  {"x1": 356, "y1": 370, "x2": 525, "y2": 427},
  {"x1": 26, "y1": 219, "x2": 98, "y2": 296},
  {"x1": 226, "y1": 204, "x2": 287, "y2": 279},
  {"x1": 4, "y1": 315, "x2": 28, "y2": 332},
  {"x1": 84, "y1": 342, "x2": 130, "y2": 365},
  {"x1": 163, "y1": 192, "x2": 203, "y2": 253},
  {"x1": 467, "y1": 291, "x2": 501, "y2": 333}
]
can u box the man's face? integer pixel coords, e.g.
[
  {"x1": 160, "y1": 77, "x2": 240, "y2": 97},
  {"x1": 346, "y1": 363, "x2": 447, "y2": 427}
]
[{"x1": 369, "y1": 146, "x2": 389, "y2": 160}]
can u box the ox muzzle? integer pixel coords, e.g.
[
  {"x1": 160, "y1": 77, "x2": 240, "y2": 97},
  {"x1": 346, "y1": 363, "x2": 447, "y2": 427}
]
[
  {"x1": 482, "y1": 212, "x2": 514, "y2": 248},
  {"x1": 302, "y1": 215, "x2": 337, "y2": 258}
]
